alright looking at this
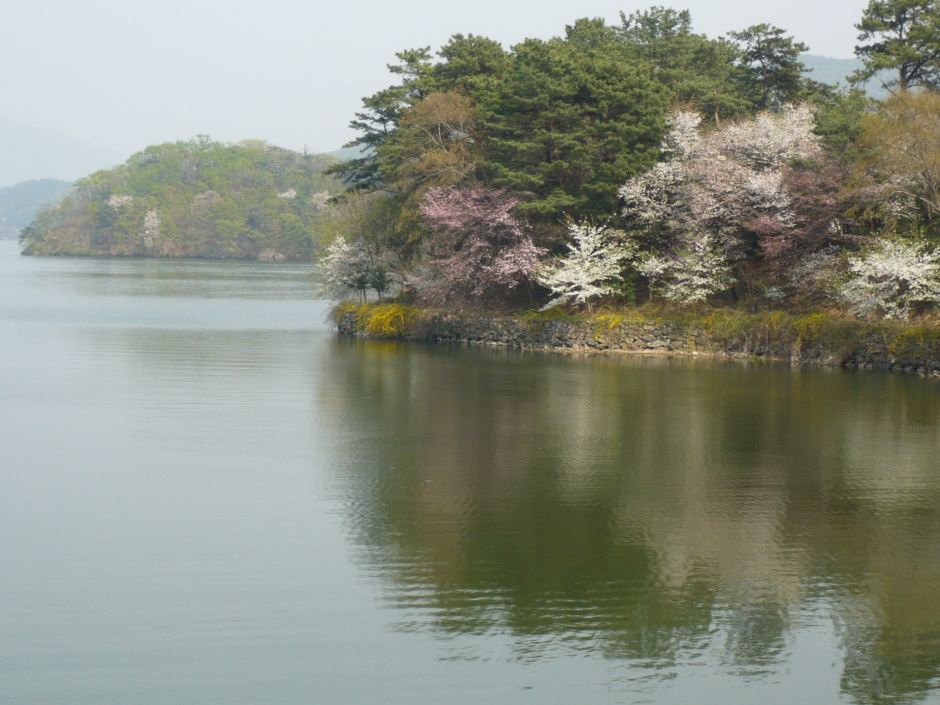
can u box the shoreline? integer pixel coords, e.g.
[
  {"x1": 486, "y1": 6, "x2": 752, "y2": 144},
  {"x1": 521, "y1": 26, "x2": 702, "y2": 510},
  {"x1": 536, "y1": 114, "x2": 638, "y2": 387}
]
[{"x1": 334, "y1": 302, "x2": 940, "y2": 378}]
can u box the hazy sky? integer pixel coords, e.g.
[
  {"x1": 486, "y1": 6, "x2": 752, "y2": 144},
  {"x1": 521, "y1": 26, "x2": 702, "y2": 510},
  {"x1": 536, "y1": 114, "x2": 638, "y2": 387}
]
[{"x1": 3, "y1": 0, "x2": 870, "y2": 161}]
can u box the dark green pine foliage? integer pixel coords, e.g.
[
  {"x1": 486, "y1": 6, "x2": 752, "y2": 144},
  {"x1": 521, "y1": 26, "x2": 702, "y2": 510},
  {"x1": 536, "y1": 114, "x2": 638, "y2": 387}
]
[
  {"x1": 479, "y1": 19, "x2": 668, "y2": 221},
  {"x1": 804, "y1": 84, "x2": 875, "y2": 158},
  {"x1": 434, "y1": 34, "x2": 511, "y2": 95},
  {"x1": 727, "y1": 24, "x2": 810, "y2": 110},
  {"x1": 330, "y1": 48, "x2": 437, "y2": 191},
  {"x1": 852, "y1": 0, "x2": 940, "y2": 90},
  {"x1": 618, "y1": 7, "x2": 750, "y2": 123},
  {"x1": 339, "y1": 11, "x2": 825, "y2": 231}
]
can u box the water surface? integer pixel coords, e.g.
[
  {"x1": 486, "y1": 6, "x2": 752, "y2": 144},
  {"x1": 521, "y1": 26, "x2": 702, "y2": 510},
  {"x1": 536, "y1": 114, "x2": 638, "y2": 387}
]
[{"x1": 1, "y1": 240, "x2": 939, "y2": 704}]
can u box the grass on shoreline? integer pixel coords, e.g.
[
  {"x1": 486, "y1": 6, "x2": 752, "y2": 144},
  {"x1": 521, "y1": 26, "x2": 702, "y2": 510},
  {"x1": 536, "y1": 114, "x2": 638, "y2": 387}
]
[{"x1": 333, "y1": 300, "x2": 940, "y2": 358}]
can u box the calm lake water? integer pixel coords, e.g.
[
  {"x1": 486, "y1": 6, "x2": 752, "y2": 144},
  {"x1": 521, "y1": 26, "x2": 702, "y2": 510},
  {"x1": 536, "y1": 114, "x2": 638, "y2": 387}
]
[{"x1": 2, "y1": 239, "x2": 940, "y2": 704}]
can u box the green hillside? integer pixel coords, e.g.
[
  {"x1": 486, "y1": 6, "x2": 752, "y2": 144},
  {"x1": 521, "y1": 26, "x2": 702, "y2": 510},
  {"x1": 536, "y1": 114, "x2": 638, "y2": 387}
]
[{"x1": 21, "y1": 138, "x2": 342, "y2": 260}]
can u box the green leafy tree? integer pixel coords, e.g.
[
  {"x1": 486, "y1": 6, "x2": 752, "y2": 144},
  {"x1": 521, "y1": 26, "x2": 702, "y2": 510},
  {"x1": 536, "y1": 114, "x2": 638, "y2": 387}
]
[
  {"x1": 858, "y1": 90, "x2": 940, "y2": 229},
  {"x1": 805, "y1": 84, "x2": 875, "y2": 158},
  {"x1": 378, "y1": 91, "x2": 482, "y2": 239},
  {"x1": 319, "y1": 191, "x2": 404, "y2": 269}
]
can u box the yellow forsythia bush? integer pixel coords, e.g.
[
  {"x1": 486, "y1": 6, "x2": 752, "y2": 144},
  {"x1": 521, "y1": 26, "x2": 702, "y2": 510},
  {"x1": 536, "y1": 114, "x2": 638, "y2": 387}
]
[{"x1": 360, "y1": 303, "x2": 420, "y2": 337}]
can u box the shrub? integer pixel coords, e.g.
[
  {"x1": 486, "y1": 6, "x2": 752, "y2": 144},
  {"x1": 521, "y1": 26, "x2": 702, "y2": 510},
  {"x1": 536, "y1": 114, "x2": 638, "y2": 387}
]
[{"x1": 360, "y1": 303, "x2": 420, "y2": 337}]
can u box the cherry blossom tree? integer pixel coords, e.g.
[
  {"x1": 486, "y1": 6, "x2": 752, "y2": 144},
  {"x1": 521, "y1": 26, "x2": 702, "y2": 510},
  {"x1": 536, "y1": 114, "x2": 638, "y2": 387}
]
[
  {"x1": 537, "y1": 222, "x2": 634, "y2": 312},
  {"x1": 635, "y1": 231, "x2": 733, "y2": 303},
  {"x1": 314, "y1": 236, "x2": 394, "y2": 302},
  {"x1": 414, "y1": 187, "x2": 546, "y2": 306},
  {"x1": 747, "y1": 157, "x2": 864, "y2": 301},
  {"x1": 838, "y1": 237, "x2": 940, "y2": 319},
  {"x1": 619, "y1": 105, "x2": 820, "y2": 303}
]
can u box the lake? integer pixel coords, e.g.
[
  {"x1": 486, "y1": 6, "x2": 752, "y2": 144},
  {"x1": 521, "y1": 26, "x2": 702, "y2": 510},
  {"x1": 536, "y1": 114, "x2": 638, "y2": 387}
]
[{"x1": 1, "y1": 239, "x2": 939, "y2": 704}]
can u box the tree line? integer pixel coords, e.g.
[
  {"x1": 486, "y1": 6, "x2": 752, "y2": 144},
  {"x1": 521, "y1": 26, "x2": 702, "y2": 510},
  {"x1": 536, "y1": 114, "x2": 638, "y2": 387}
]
[{"x1": 317, "y1": 1, "x2": 940, "y2": 320}]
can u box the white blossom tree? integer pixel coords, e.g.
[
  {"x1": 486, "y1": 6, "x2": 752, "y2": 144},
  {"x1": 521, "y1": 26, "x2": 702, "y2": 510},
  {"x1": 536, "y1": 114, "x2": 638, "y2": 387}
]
[
  {"x1": 636, "y1": 231, "x2": 733, "y2": 303},
  {"x1": 537, "y1": 222, "x2": 634, "y2": 313},
  {"x1": 141, "y1": 209, "x2": 160, "y2": 248},
  {"x1": 838, "y1": 237, "x2": 940, "y2": 319},
  {"x1": 313, "y1": 236, "x2": 395, "y2": 302},
  {"x1": 619, "y1": 105, "x2": 819, "y2": 303}
]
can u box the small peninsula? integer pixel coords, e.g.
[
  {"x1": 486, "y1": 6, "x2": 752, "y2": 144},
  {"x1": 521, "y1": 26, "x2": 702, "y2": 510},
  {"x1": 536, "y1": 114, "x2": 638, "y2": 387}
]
[{"x1": 314, "y1": 7, "x2": 940, "y2": 357}]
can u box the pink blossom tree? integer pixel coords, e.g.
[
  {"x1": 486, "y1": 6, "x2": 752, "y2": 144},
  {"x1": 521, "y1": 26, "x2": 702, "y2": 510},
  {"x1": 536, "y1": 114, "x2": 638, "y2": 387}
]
[
  {"x1": 415, "y1": 187, "x2": 546, "y2": 306},
  {"x1": 747, "y1": 157, "x2": 863, "y2": 301}
]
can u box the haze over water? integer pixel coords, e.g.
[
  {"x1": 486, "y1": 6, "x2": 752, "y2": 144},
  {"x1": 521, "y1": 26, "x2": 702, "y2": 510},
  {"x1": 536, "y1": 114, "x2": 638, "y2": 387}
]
[{"x1": 1, "y1": 239, "x2": 939, "y2": 704}]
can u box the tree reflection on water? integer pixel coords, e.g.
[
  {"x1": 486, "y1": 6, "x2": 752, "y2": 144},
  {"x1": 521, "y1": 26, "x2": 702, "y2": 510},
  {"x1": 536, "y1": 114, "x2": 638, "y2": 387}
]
[{"x1": 321, "y1": 339, "x2": 940, "y2": 704}]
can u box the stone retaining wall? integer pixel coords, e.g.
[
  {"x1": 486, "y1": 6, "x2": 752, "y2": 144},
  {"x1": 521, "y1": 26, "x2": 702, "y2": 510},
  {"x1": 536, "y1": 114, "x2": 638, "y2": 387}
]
[{"x1": 336, "y1": 310, "x2": 940, "y2": 378}]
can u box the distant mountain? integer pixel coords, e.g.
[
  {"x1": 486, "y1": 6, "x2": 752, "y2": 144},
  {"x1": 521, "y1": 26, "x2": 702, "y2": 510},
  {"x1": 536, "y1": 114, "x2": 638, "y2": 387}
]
[
  {"x1": 0, "y1": 179, "x2": 72, "y2": 240},
  {"x1": 326, "y1": 145, "x2": 369, "y2": 161},
  {"x1": 0, "y1": 115, "x2": 124, "y2": 189},
  {"x1": 801, "y1": 54, "x2": 862, "y2": 86},
  {"x1": 800, "y1": 54, "x2": 889, "y2": 98}
]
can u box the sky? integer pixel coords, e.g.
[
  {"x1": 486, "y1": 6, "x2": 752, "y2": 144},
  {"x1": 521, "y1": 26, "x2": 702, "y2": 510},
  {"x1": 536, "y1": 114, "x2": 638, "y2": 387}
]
[{"x1": 2, "y1": 0, "x2": 870, "y2": 167}]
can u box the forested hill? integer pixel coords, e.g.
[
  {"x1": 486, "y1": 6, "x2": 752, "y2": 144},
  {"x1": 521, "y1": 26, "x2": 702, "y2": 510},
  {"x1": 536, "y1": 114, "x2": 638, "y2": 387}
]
[{"x1": 21, "y1": 138, "x2": 342, "y2": 260}]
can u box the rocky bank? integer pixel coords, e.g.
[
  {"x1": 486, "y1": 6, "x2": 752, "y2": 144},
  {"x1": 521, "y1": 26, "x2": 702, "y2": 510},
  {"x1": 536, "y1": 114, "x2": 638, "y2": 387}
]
[{"x1": 336, "y1": 306, "x2": 940, "y2": 378}]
